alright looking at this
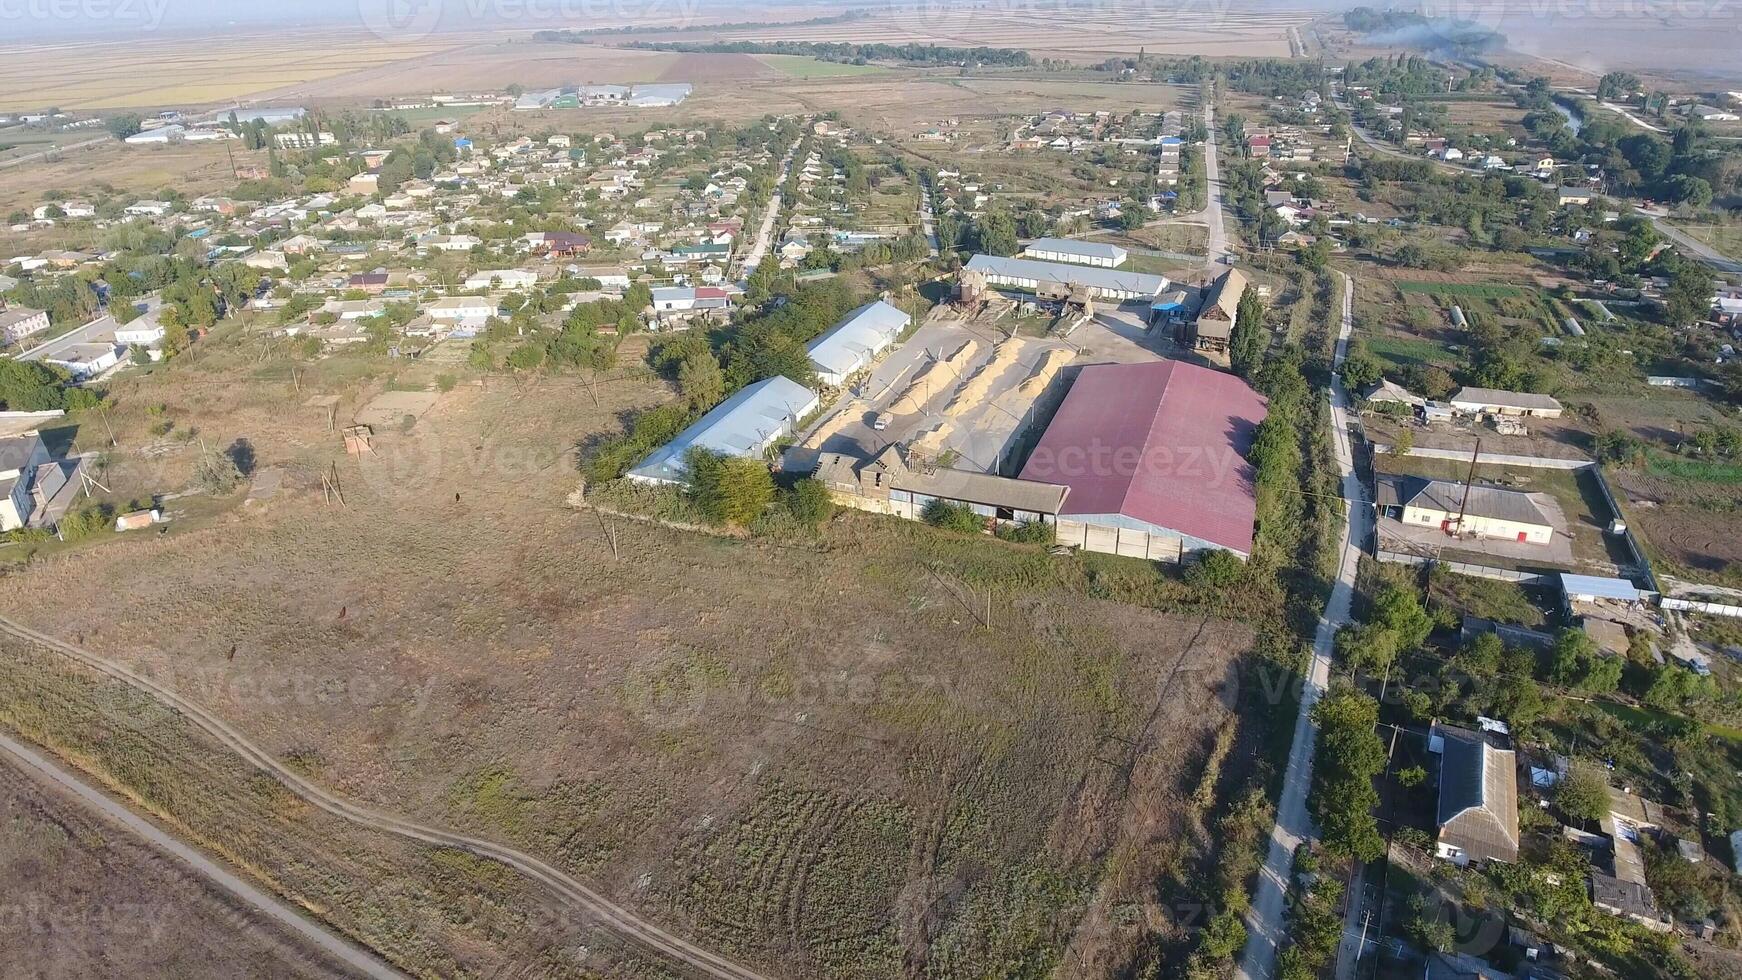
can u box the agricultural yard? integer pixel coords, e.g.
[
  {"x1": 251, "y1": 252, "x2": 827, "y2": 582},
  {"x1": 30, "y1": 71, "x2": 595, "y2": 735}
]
[
  {"x1": 1611, "y1": 460, "x2": 1742, "y2": 590},
  {"x1": 1372, "y1": 452, "x2": 1631, "y2": 572},
  {"x1": 0, "y1": 323, "x2": 1262, "y2": 978},
  {"x1": 0, "y1": 759, "x2": 351, "y2": 980}
]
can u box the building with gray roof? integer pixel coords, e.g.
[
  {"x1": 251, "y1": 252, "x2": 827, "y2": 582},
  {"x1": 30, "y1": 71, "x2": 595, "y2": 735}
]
[
  {"x1": 1020, "y1": 238, "x2": 1128, "y2": 268},
  {"x1": 805, "y1": 300, "x2": 911, "y2": 386},
  {"x1": 964, "y1": 254, "x2": 1169, "y2": 301},
  {"x1": 1431, "y1": 723, "x2": 1519, "y2": 865},
  {"x1": 627, "y1": 376, "x2": 818, "y2": 486}
]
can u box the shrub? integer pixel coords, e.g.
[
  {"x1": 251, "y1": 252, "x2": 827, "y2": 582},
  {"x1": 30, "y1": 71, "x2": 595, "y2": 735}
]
[
  {"x1": 1185, "y1": 549, "x2": 1243, "y2": 588},
  {"x1": 58, "y1": 503, "x2": 113, "y2": 543},
  {"x1": 686, "y1": 447, "x2": 774, "y2": 527},
  {"x1": 781, "y1": 477, "x2": 834, "y2": 529},
  {"x1": 993, "y1": 519, "x2": 1054, "y2": 544},
  {"x1": 921, "y1": 498, "x2": 985, "y2": 534}
]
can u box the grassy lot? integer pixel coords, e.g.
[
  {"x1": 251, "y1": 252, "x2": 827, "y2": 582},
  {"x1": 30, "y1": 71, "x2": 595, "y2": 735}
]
[
  {"x1": 1668, "y1": 220, "x2": 1742, "y2": 261},
  {"x1": 1393, "y1": 281, "x2": 1524, "y2": 298},
  {"x1": 1427, "y1": 567, "x2": 1552, "y2": 628},
  {"x1": 0, "y1": 757, "x2": 352, "y2": 979},
  {"x1": 756, "y1": 55, "x2": 890, "y2": 78},
  {"x1": 1363, "y1": 333, "x2": 1458, "y2": 368},
  {"x1": 0, "y1": 320, "x2": 1264, "y2": 979},
  {"x1": 1645, "y1": 453, "x2": 1742, "y2": 484}
]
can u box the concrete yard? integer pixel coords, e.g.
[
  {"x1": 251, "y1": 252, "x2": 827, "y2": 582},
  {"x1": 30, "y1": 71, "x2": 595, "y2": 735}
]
[{"x1": 1377, "y1": 501, "x2": 1575, "y2": 567}]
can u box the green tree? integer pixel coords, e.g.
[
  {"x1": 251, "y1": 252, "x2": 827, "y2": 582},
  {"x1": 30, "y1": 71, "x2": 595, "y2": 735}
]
[
  {"x1": 781, "y1": 478, "x2": 834, "y2": 529},
  {"x1": 1229, "y1": 288, "x2": 1268, "y2": 379},
  {"x1": 1556, "y1": 760, "x2": 1610, "y2": 824},
  {"x1": 1185, "y1": 549, "x2": 1242, "y2": 588},
  {"x1": 686, "y1": 448, "x2": 774, "y2": 527},
  {"x1": 922, "y1": 498, "x2": 986, "y2": 534}
]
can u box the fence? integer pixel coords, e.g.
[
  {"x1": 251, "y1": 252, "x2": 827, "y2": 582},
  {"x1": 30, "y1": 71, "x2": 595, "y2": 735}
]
[
  {"x1": 1376, "y1": 550, "x2": 1552, "y2": 585},
  {"x1": 1664, "y1": 598, "x2": 1742, "y2": 620}
]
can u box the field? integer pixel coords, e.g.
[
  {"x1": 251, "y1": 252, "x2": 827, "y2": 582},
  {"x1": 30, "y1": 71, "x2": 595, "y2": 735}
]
[
  {"x1": 626, "y1": 4, "x2": 1309, "y2": 61},
  {"x1": 0, "y1": 324, "x2": 1262, "y2": 978},
  {"x1": 0, "y1": 756, "x2": 356, "y2": 980},
  {"x1": 755, "y1": 55, "x2": 888, "y2": 79},
  {"x1": 0, "y1": 140, "x2": 262, "y2": 218},
  {"x1": 0, "y1": 33, "x2": 457, "y2": 109},
  {"x1": 1611, "y1": 463, "x2": 1742, "y2": 590}
]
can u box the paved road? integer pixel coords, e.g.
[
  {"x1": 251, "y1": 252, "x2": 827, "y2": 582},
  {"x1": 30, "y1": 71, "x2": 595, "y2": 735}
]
[
  {"x1": 1645, "y1": 216, "x2": 1742, "y2": 275},
  {"x1": 1235, "y1": 270, "x2": 1371, "y2": 980},
  {"x1": 0, "y1": 135, "x2": 109, "y2": 171},
  {"x1": 0, "y1": 614, "x2": 770, "y2": 980},
  {"x1": 918, "y1": 175, "x2": 940, "y2": 257},
  {"x1": 736, "y1": 137, "x2": 800, "y2": 276},
  {"x1": 1198, "y1": 93, "x2": 1232, "y2": 266},
  {"x1": 17, "y1": 312, "x2": 119, "y2": 363},
  {"x1": 0, "y1": 729, "x2": 407, "y2": 980}
]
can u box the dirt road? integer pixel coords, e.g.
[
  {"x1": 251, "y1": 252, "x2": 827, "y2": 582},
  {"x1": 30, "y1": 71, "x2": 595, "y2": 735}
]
[
  {"x1": 1235, "y1": 270, "x2": 1370, "y2": 980},
  {"x1": 0, "y1": 614, "x2": 771, "y2": 980},
  {"x1": 0, "y1": 729, "x2": 405, "y2": 980}
]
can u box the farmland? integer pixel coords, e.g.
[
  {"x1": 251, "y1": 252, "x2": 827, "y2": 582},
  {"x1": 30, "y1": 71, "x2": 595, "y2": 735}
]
[
  {"x1": 755, "y1": 55, "x2": 888, "y2": 79},
  {"x1": 0, "y1": 327, "x2": 1261, "y2": 978},
  {"x1": 0, "y1": 33, "x2": 458, "y2": 109}
]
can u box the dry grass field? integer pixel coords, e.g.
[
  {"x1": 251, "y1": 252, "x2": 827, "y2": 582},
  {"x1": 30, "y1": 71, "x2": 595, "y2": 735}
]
[
  {"x1": 0, "y1": 324, "x2": 1260, "y2": 978},
  {"x1": 0, "y1": 140, "x2": 262, "y2": 217},
  {"x1": 626, "y1": 4, "x2": 1307, "y2": 61},
  {"x1": 0, "y1": 33, "x2": 458, "y2": 110},
  {"x1": 0, "y1": 760, "x2": 350, "y2": 980}
]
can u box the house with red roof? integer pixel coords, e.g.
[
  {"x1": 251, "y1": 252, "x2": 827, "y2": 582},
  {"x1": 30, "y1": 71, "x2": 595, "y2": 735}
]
[{"x1": 1019, "y1": 359, "x2": 1267, "y2": 562}]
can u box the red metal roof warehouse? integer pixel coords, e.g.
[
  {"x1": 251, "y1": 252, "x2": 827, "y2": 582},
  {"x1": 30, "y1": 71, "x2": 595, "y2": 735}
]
[{"x1": 1018, "y1": 359, "x2": 1268, "y2": 556}]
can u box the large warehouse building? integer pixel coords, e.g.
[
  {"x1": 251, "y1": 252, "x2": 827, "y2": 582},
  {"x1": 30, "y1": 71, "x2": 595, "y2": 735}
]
[
  {"x1": 627, "y1": 376, "x2": 819, "y2": 485},
  {"x1": 1020, "y1": 238, "x2": 1128, "y2": 268},
  {"x1": 965, "y1": 254, "x2": 1170, "y2": 302},
  {"x1": 806, "y1": 300, "x2": 911, "y2": 386},
  {"x1": 1019, "y1": 359, "x2": 1268, "y2": 561}
]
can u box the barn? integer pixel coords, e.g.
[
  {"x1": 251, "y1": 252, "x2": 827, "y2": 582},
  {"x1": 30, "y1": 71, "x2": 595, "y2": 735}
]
[
  {"x1": 805, "y1": 300, "x2": 911, "y2": 386},
  {"x1": 1018, "y1": 360, "x2": 1268, "y2": 562}
]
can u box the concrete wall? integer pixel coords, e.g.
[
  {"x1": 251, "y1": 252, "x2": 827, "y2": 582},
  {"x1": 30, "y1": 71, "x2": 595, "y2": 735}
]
[{"x1": 1054, "y1": 519, "x2": 1187, "y2": 563}]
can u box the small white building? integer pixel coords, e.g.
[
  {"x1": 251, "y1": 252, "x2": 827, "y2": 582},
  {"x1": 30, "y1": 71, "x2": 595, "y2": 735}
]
[
  {"x1": 463, "y1": 269, "x2": 538, "y2": 291},
  {"x1": 1448, "y1": 386, "x2": 1564, "y2": 419},
  {"x1": 45, "y1": 342, "x2": 124, "y2": 380},
  {"x1": 0, "y1": 307, "x2": 50, "y2": 345},
  {"x1": 426, "y1": 297, "x2": 497, "y2": 321}
]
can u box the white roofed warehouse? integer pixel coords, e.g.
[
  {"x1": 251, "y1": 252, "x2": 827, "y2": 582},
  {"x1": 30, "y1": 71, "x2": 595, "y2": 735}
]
[
  {"x1": 627, "y1": 377, "x2": 819, "y2": 486},
  {"x1": 965, "y1": 254, "x2": 1168, "y2": 302},
  {"x1": 805, "y1": 300, "x2": 911, "y2": 386},
  {"x1": 1020, "y1": 238, "x2": 1128, "y2": 268}
]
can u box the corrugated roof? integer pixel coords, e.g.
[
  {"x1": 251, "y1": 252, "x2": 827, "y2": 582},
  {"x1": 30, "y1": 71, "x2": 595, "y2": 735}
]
[
  {"x1": 1561, "y1": 573, "x2": 1641, "y2": 601},
  {"x1": 1018, "y1": 360, "x2": 1267, "y2": 554},
  {"x1": 806, "y1": 300, "x2": 910, "y2": 380},
  {"x1": 1401, "y1": 478, "x2": 1555, "y2": 528},
  {"x1": 1449, "y1": 387, "x2": 1563, "y2": 412},
  {"x1": 627, "y1": 376, "x2": 817, "y2": 485},
  {"x1": 965, "y1": 254, "x2": 1169, "y2": 297},
  {"x1": 1022, "y1": 238, "x2": 1126, "y2": 262},
  {"x1": 1434, "y1": 724, "x2": 1520, "y2": 863}
]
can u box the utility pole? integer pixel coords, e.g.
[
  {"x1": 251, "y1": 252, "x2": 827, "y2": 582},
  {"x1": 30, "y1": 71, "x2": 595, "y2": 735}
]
[{"x1": 1452, "y1": 436, "x2": 1481, "y2": 536}]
